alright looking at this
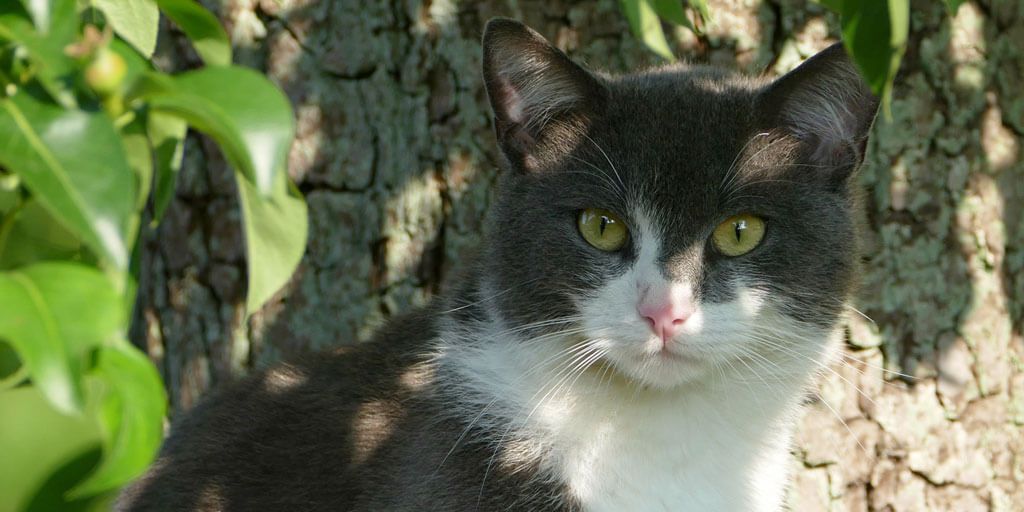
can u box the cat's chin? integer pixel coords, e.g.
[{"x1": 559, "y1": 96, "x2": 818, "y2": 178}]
[{"x1": 603, "y1": 349, "x2": 713, "y2": 390}]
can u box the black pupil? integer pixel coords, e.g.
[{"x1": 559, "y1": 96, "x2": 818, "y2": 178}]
[
  {"x1": 734, "y1": 219, "x2": 747, "y2": 242},
  {"x1": 599, "y1": 216, "x2": 609, "y2": 235}
]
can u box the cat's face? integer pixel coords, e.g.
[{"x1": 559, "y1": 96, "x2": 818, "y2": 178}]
[{"x1": 480, "y1": 20, "x2": 877, "y2": 389}]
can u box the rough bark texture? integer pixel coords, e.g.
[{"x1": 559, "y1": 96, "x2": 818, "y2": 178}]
[{"x1": 134, "y1": 0, "x2": 1024, "y2": 509}]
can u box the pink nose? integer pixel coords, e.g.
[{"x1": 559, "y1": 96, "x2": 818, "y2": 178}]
[{"x1": 638, "y1": 302, "x2": 691, "y2": 341}]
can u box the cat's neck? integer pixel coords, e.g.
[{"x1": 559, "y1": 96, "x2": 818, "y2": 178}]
[{"x1": 433, "y1": 291, "x2": 840, "y2": 512}]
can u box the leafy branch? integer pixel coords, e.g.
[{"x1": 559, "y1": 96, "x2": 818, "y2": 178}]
[{"x1": 0, "y1": 0, "x2": 307, "y2": 507}]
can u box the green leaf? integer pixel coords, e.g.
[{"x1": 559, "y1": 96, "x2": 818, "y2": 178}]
[
  {"x1": 0, "y1": 91, "x2": 137, "y2": 270},
  {"x1": 121, "y1": 116, "x2": 153, "y2": 212},
  {"x1": 132, "y1": 67, "x2": 303, "y2": 311},
  {"x1": 136, "y1": 66, "x2": 294, "y2": 197},
  {"x1": 0, "y1": 386, "x2": 110, "y2": 512},
  {"x1": 17, "y1": 0, "x2": 51, "y2": 32},
  {"x1": 0, "y1": 0, "x2": 78, "y2": 107},
  {"x1": 69, "y1": 344, "x2": 166, "y2": 497},
  {"x1": 648, "y1": 0, "x2": 693, "y2": 30},
  {"x1": 92, "y1": 0, "x2": 160, "y2": 59},
  {"x1": 687, "y1": 0, "x2": 711, "y2": 26},
  {"x1": 0, "y1": 340, "x2": 25, "y2": 389},
  {"x1": 147, "y1": 110, "x2": 186, "y2": 222},
  {"x1": 620, "y1": 0, "x2": 675, "y2": 60},
  {"x1": 945, "y1": 0, "x2": 965, "y2": 14},
  {"x1": 156, "y1": 0, "x2": 232, "y2": 66},
  {"x1": 840, "y1": 0, "x2": 908, "y2": 116},
  {"x1": 0, "y1": 198, "x2": 83, "y2": 269},
  {"x1": 237, "y1": 172, "x2": 307, "y2": 313},
  {"x1": 0, "y1": 189, "x2": 26, "y2": 263},
  {"x1": 0, "y1": 262, "x2": 122, "y2": 414}
]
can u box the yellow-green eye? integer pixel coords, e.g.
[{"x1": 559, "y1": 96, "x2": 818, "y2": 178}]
[
  {"x1": 712, "y1": 214, "x2": 766, "y2": 256},
  {"x1": 578, "y1": 208, "x2": 628, "y2": 252}
]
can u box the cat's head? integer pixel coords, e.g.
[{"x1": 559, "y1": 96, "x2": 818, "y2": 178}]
[{"x1": 478, "y1": 19, "x2": 878, "y2": 389}]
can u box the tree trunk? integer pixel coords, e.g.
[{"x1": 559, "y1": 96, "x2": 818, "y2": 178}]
[{"x1": 133, "y1": 0, "x2": 1024, "y2": 509}]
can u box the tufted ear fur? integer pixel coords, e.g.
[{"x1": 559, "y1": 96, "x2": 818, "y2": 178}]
[
  {"x1": 757, "y1": 43, "x2": 879, "y2": 184},
  {"x1": 482, "y1": 18, "x2": 608, "y2": 173}
]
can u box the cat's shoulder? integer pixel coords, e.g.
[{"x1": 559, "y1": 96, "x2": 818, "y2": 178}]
[
  {"x1": 178, "y1": 304, "x2": 442, "y2": 426},
  {"x1": 117, "y1": 306, "x2": 443, "y2": 511}
]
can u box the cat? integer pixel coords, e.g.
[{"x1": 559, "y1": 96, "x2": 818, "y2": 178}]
[{"x1": 119, "y1": 17, "x2": 878, "y2": 512}]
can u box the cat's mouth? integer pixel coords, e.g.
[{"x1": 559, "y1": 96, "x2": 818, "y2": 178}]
[
  {"x1": 614, "y1": 338, "x2": 707, "y2": 372},
  {"x1": 572, "y1": 323, "x2": 714, "y2": 389},
  {"x1": 635, "y1": 343, "x2": 700, "y2": 364},
  {"x1": 654, "y1": 347, "x2": 693, "y2": 362},
  {"x1": 637, "y1": 334, "x2": 701, "y2": 361},
  {"x1": 601, "y1": 346, "x2": 709, "y2": 390}
]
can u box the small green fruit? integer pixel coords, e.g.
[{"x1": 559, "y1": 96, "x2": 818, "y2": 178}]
[{"x1": 84, "y1": 48, "x2": 126, "y2": 96}]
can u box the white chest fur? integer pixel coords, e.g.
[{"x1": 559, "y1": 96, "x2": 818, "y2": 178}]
[
  {"x1": 545, "y1": 374, "x2": 800, "y2": 512},
  {"x1": 438, "y1": 328, "x2": 822, "y2": 512}
]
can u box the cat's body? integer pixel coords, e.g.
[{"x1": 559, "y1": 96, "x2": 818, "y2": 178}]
[
  {"x1": 117, "y1": 305, "x2": 572, "y2": 511},
  {"x1": 121, "y1": 19, "x2": 878, "y2": 512},
  {"x1": 118, "y1": 280, "x2": 828, "y2": 512}
]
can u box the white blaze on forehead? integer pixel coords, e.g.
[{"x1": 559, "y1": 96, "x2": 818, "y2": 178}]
[
  {"x1": 631, "y1": 208, "x2": 664, "y2": 288},
  {"x1": 630, "y1": 209, "x2": 695, "y2": 308},
  {"x1": 576, "y1": 207, "x2": 702, "y2": 355}
]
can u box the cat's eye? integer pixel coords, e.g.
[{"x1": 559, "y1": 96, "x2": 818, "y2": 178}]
[
  {"x1": 712, "y1": 214, "x2": 766, "y2": 257},
  {"x1": 578, "y1": 208, "x2": 628, "y2": 252}
]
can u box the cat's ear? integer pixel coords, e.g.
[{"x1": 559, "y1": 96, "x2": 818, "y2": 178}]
[
  {"x1": 482, "y1": 18, "x2": 608, "y2": 172},
  {"x1": 757, "y1": 43, "x2": 879, "y2": 181}
]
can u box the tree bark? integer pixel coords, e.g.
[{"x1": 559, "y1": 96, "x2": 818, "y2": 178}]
[{"x1": 134, "y1": 0, "x2": 1024, "y2": 509}]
